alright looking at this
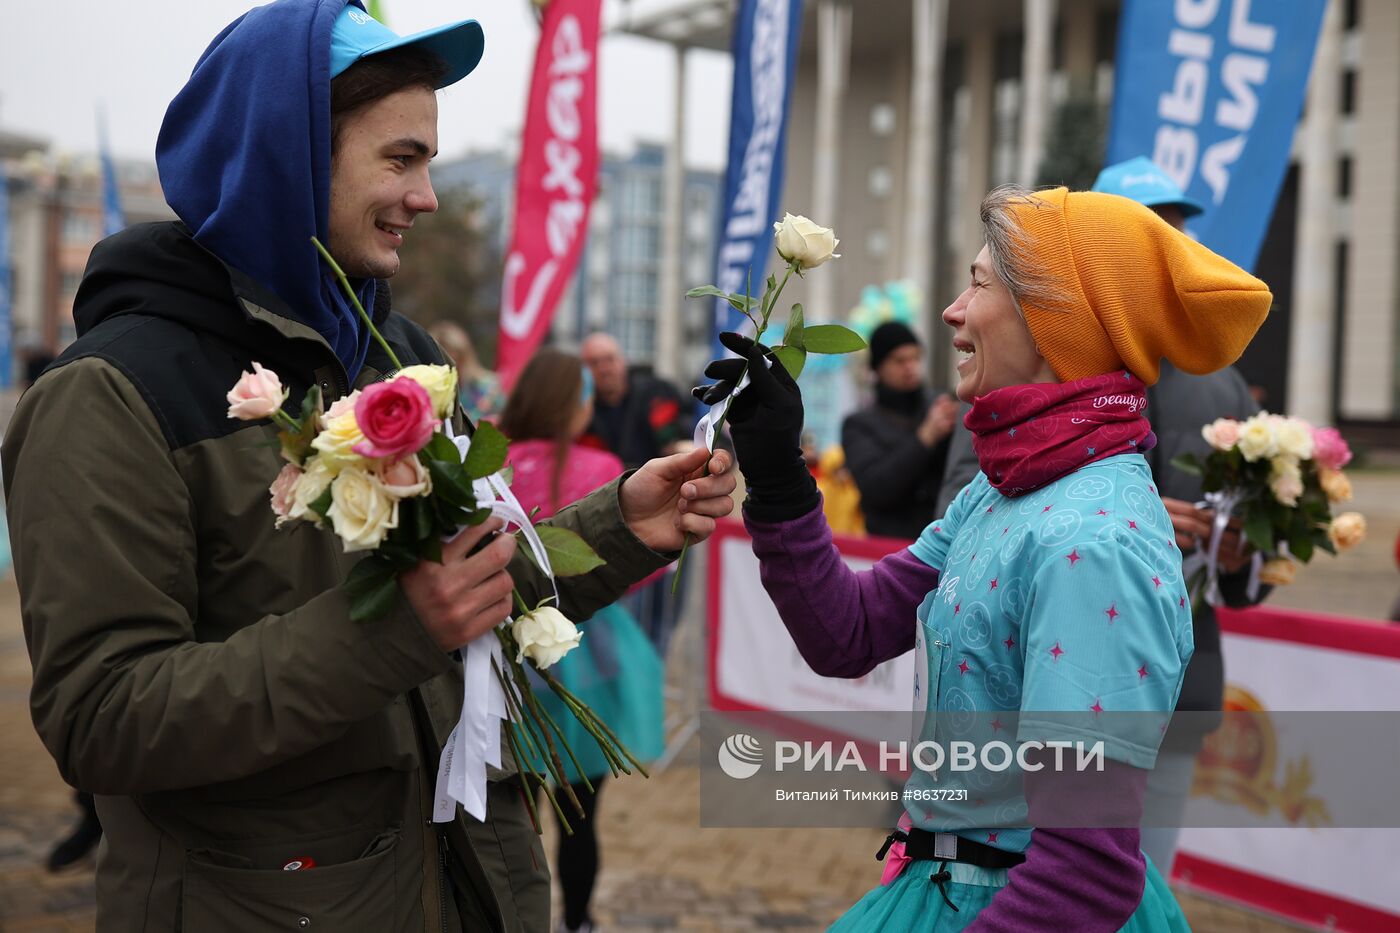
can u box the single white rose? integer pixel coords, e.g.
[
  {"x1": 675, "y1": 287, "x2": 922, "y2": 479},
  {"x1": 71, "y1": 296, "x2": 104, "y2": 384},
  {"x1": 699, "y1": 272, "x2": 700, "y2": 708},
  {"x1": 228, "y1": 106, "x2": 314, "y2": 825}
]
[
  {"x1": 1328, "y1": 511, "x2": 1366, "y2": 552},
  {"x1": 1268, "y1": 457, "x2": 1303, "y2": 507},
  {"x1": 1273, "y1": 417, "x2": 1315, "y2": 461},
  {"x1": 1236, "y1": 415, "x2": 1277, "y2": 462},
  {"x1": 287, "y1": 457, "x2": 336, "y2": 525},
  {"x1": 226, "y1": 361, "x2": 288, "y2": 421},
  {"x1": 772, "y1": 213, "x2": 840, "y2": 270},
  {"x1": 327, "y1": 467, "x2": 400, "y2": 552},
  {"x1": 397, "y1": 364, "x2": 458, "y2": 420},
  {"x1": 312, "y1": 407, "x2": 368, "y2": 474},
  {"x1": 511, "y1": 606, "x2": 583, "y2": 670},
  {"x1": 374, "y1": 455, "x2": 432, "y2": 499}
]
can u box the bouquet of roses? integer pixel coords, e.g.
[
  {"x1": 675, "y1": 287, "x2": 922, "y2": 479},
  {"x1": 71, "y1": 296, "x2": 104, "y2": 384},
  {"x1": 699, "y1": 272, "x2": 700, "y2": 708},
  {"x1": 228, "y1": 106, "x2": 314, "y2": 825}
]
[
  {"x1": 1172, "y1": 412, "x2": 1366, "y2": 602},
  {"x1": 223, "y1": 238, "x2": 644, "y2": 832}
]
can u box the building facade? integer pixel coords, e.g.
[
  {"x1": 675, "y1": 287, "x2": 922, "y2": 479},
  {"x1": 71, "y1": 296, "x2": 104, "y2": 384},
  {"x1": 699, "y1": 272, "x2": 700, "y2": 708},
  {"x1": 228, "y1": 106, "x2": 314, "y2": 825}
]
[
  {"x1": 436, "y1": 143, "x2": 723, "y2": 375},
  {"x1": 635, "y1": 0, "x2": 1397, "y2": 428}
]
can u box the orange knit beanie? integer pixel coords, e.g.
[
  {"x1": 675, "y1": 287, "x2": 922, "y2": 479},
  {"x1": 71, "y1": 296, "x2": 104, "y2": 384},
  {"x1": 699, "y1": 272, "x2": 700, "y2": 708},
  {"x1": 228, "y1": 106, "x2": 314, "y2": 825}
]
[{"x1": 1004, "y1": 187, "x2": 1271, "y2": 386}]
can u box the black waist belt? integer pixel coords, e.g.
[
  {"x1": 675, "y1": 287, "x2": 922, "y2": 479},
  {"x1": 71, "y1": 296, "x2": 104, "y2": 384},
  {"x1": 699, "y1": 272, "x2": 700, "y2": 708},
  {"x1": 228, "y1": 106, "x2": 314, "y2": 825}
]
[{"x1": 877, "y1": 828, "x2": 1026, "y2": 871}]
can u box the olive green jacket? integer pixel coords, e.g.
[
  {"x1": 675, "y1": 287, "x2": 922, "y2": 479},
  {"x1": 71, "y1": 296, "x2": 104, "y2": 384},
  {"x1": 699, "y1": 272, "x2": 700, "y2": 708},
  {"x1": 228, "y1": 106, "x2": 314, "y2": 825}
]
[{"x1": 2, "y1": 223, "x2": 671, "y2": 932}]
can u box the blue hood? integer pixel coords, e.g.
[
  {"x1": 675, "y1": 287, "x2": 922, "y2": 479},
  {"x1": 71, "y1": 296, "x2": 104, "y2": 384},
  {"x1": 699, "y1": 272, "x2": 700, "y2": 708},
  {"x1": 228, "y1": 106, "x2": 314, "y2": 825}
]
[{"x1": 157, "y1": 0, "x2": 372, "y2": 380}]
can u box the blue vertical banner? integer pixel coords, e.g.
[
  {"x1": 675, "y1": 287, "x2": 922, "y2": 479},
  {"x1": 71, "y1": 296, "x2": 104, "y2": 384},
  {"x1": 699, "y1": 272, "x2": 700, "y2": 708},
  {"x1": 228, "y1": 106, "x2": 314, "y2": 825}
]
[
  {"x1": 0, "y1": 161, "x2": 12, "y2": 389},
  {"x1": 98, "y1": 109, "x2": 126, "y2": 237},
  {"x1": 1107, "y1": 0, "x2": 1327, "y2": 271},
  {"x1": 710, "y1": 0, "x2": 804, "y2": 356}
]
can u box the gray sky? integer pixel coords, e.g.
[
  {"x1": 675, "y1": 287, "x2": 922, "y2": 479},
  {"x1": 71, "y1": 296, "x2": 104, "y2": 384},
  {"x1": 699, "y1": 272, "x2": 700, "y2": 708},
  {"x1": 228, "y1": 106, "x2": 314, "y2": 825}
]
[{"x1": 0, "y1": 0, "x2": 733, "y2": 170}]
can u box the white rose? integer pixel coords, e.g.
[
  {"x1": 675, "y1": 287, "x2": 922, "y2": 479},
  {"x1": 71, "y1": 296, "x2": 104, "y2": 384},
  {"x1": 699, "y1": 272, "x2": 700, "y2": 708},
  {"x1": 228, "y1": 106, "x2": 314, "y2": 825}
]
[
  {"x1": 374, "y1": 455, "x2": 432, "y2": 499},
  {"x1": 772, "y1": 213, "x2": 840, "y2": 270},
  {"x1": 1273, "y1": 417, "x2": 1315, "y2": 461},
  {"x1": 511, "y1": 606, "x2": 582, "y2": 670},
  {"x1": 397, "y1": 364, "x2": 458, "y2": 420},
  {"x1": 1236, "y1": 415, "x2": 1277, "y2": 462},
  {"x1": 287, "y1": 457, "x2": 336, "y2": 525},
  {"x1": 327, "y1": 467, "x2": 399, "y2": 552}
]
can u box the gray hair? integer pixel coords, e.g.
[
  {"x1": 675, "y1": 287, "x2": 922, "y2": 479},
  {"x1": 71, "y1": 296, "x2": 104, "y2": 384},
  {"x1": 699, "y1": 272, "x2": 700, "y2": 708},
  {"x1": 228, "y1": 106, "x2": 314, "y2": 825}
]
[{"x1": 979, "y1": 185, "x2": 1072, "y2": 316}]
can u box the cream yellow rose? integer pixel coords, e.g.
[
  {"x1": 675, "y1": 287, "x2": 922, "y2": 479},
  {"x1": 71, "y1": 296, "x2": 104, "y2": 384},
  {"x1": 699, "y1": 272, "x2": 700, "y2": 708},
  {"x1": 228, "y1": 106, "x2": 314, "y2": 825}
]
[
  {"x1": 511, "y1": 606, "x2": 583, "y2": 669},
  {"x1": 327, "y1": 467, "x2": 399, "y2": 552},
  {"x1": 1268, "y1": 457, "x2": 1303, "y2": 507},
  {"x1": 287, "y1": 457, "x2": 335, "y2": 526},
  {"x1": 1328, "y1": 511, "x2": 1367, "y2": 552},
  {"x1": 773, "y1": 213, "x2": 840, "y2": 270},
  {"x1": 1273, "y1": 417, "x2": 1315, "y2": 461},
  {"x1": 1236, "y1": 415, "x2": 1278, "y2": 462},
  {"x1": 397, "y1": 364, "x2": 458, "y2": 420},
  {"x1": 1258, "y1": 557, "x2": 1297, "y2": 586},
  {"x1": 1318, "y1": 468, "x2": 1353, "y2": 503},
  {"x1": 312, "y1": 408, "x2": 368, "y2": 473}
]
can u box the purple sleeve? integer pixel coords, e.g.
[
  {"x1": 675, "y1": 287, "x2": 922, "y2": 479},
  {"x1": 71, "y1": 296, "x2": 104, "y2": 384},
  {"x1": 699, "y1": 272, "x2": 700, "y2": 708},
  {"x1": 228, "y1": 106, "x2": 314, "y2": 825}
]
[
  {"x1": 743, "y1": 503, "x2": 940, "y2": 679},
  {"x1": 970, "y1": 757, "x2": 1149, "y2": 932}
]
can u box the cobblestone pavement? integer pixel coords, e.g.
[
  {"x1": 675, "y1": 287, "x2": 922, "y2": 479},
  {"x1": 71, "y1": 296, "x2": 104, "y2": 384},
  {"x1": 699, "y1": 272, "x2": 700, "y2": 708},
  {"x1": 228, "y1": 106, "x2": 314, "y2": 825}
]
[{"x1": 5, "y1": 468, "x2": 1397, "y2": 932}]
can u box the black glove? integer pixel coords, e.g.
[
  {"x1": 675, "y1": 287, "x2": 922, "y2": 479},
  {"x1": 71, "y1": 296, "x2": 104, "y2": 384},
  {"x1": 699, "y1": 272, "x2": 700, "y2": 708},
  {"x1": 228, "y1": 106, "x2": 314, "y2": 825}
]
[{"x1": 693, "y1": 331, "x2": 819, "y2": 522}]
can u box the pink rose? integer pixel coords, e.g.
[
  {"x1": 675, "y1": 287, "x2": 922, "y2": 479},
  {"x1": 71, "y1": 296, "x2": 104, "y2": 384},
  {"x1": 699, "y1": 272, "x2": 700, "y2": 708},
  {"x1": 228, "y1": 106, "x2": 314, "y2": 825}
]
[
  {"x1": 352, "y1": 377, "x2": 436, "y2": 460},
  {"x1": 269, "y1": 462, "x2": 303, "y2": 526},
  {"x1": 226, "y1": 361, "x2": 287, "y2": 421},
  {"x1": 1201, "y1": 418, "x2": 1241, "y2": 452},
  {"x1": 1312, "y1": 426, "x2": 1353, "y2": 471},
  {"x1": 375, "y1": 455, "x2": 432, "y2": 498}
]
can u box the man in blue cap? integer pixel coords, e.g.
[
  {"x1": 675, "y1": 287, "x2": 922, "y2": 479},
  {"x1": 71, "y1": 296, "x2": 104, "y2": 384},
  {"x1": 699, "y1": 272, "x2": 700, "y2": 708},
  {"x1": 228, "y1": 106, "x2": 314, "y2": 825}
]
[
  {"x1": 3, "y1": 2, "x2": 735, "y2": 930},
  {"x1": 1091, "y1": 154, "x2": 1205, "y2": 233}
]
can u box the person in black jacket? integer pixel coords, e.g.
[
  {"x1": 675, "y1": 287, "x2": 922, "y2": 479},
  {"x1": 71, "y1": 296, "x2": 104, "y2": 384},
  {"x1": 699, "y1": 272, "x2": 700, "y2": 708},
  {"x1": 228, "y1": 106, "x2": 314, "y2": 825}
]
[{"x1": 841, "y1": 322, "x2": 958, "y2": 539}]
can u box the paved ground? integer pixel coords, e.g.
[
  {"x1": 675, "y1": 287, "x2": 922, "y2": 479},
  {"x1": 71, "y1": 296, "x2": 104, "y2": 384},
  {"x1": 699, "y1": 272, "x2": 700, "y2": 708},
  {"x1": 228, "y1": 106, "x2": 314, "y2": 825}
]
[{"x1": 3, "y1": 467, "x2": 1396, "y2": 932}]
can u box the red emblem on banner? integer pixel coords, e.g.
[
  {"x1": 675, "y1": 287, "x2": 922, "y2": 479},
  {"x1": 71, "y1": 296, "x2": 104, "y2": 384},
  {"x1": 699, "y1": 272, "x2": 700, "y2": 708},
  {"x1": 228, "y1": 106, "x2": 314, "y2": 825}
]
[{"x1": 496, "y1": 0, "x2": 603, "y2": 388}]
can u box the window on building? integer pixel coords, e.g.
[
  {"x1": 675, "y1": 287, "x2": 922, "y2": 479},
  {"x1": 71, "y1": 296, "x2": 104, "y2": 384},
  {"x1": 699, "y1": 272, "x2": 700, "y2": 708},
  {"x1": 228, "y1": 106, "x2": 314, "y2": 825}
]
[
  {"x1": 61, "y1": 212, "x2": 97, "y2": 244},
  {"x1": 1344, "y1": 0, "x2": 1360, "y2": 31},
  {"x1": 61, "y1": 270, "x2": 84, "y2": 294},
  {"x1": 1338, "y1": 157, "x2": 1352, "y2": 199},
  {"x1": 1340, "y1": 69, "x2": 1356, "y2": 115},
  {"x1": 868, "y1": 165, "x2": 892, "y2": 198},
  {"x1": 870, "y1": 103, "x2": 897, "y2": 137},
  {"x1": 624, "y1": 174, "x2": 663, "y2": 219},
  {"x1": 868, "y1": 229, "x2": 889, "y2": 258}
]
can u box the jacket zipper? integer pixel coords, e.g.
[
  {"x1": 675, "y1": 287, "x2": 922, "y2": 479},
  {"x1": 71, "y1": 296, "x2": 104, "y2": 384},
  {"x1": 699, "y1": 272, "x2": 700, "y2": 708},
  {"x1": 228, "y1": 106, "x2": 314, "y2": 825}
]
[{"x1": 437, "y1": 831, "x2": 449, "y2": 933}]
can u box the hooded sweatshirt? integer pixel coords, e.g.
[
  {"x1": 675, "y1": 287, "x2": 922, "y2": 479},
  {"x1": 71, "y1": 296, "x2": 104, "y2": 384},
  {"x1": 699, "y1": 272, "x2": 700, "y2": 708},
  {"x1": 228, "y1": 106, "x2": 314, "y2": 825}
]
[{"x1": 157, "y1": 0, "x2": 373, "y2": 381}]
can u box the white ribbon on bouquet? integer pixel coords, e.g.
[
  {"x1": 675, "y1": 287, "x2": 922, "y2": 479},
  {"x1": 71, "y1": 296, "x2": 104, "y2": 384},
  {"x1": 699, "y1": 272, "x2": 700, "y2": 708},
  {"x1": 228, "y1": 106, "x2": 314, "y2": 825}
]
[
  {"x1": 1180, "y1": 488, "x2": 1264, "y2": 608},
  {"x1": 432, "y1": 420, "x2": 559, "y2": 823}
]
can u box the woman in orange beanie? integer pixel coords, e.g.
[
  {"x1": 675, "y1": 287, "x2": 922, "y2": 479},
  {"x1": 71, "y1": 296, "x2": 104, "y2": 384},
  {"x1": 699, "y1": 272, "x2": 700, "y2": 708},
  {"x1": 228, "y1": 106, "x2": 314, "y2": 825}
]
[{"x1": 696, "y1": 184, "x2": 1270, "y2": 931}]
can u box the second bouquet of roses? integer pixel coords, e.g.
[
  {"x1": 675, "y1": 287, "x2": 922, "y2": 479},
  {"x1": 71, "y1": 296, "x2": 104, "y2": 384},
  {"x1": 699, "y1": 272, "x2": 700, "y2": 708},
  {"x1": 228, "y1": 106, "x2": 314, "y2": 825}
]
[{"x1": 223, "y1": 238, "x2": 644, "y2": 833}]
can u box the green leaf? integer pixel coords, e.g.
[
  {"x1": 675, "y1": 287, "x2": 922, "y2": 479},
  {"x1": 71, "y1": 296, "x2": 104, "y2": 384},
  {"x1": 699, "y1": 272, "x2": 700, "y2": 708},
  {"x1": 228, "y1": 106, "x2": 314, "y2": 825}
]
[
  {"x1": 422, "y1": 534, "x2": 443, "y2": 564},
  {"x1": 785, "y1": 303, "x2": 805, "y2": 350},
  {"x1": 309, "y1": 483, "x2": 335, "y2": 521},
  {"x1": 423, "y1": 432, "x2": 462, "y2": 465},
  {"x1": 1288, "y1": 528, "x2": 1315, "y2": 563},
  {"x1": 426, "y1": 460, "x2": 478, "y2": 509},
  {"x1": 685, "y1": 284, "x2": 728, "y2": 300},
  {"x1": 534, "y1": 525, "x2": 606, "y2": 577},
  {"x1": 1170, "y1": 453, "x2": 1204, "y2": 477},
  {"x1": 345, "y1": 557, "x2": 399, "y2": 622},
  {"x1": 1242, "y1": 508, "x2": 1274, "y2": 555},
  {"x1": 463, "y1": 421, "x2": 509, "y2": 479},
  {"x1": 802, "y1": 324, "x2": 867, "y2": 354},
  {"x1": 773, "y1": 344, "x2": 807, "y2": 380}
]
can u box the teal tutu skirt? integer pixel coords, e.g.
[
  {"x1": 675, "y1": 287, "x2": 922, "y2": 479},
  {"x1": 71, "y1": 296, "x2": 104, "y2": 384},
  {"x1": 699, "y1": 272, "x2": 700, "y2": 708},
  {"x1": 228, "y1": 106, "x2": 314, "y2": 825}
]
[
  {"x1": 829, "y1": 854, "x2": 1190, "y2": 932},
  {"x1": 516, "y1": 602, "x2": 664, "y2": 784}
]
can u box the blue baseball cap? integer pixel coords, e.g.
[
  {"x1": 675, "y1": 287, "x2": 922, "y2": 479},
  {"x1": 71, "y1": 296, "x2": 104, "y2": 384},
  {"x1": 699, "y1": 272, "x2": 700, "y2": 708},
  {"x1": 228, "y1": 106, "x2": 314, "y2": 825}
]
[
  {"x1": 330, "y1": 4, "x2": 484, "y2": 88},
  {"x1": 1091, "y1": 156, "x2": 1205, "y2": 218}
]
